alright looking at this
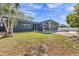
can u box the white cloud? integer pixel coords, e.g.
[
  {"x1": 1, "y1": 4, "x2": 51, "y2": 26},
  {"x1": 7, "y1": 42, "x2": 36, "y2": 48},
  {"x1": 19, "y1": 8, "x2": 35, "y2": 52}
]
[
  {"x1": 47, "y1": 3, "x2": 63, "y2": 8},
  {"x1": 20, "y1": 10, "x2": 36, "y2": 17},
  {"x1": 66, "y1": 6, "x2": 74, "y2": 11},
  {"x1": 27, "y1": 3, "x2": 42, "y2": 9},
  {"x1": 59, "y1": 14, "x2": 67, "y2": 20},
  {"x1": 32, "y1": 5, "x2": 42, "y2": 9},
  {"x1": 59, "y1": 14, "x2": 68, "y2": 25}
]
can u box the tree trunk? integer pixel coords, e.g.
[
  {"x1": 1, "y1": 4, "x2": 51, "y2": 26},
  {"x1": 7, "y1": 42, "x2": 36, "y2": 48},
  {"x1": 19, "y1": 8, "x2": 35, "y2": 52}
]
[
  {"x1": 3, "y1": 23, "x2": 14, "y2": 37},
  {"x1": 9, "y1": 23, "x2": 14, "y2": 36},
  {"x1": 8, "y1": 15, "x2": 15, "y2": 36},
  {"x1": 4, "y1": 8, "x2": 14, "y2": 37},
  {"x1": 3, "y1": 21, "x2": 9, "y2": 37},
  {"x1": 3, "y1": 19, "x2": 14, "y2": 37}
]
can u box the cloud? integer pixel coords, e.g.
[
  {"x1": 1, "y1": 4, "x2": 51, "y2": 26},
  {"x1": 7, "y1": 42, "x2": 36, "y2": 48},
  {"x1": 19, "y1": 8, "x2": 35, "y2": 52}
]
[
  {"x1": 27, "y1": 3, "x2": 42, "y2": 9},
  {"x1": 32, "y1": 5, "x2": 42, "y2": 9},
  {"x1": 58, "y1": 14, "x2": 68, "y2": 25},
  {"x1": 59, "y1": 14, "x2": 67, "y2": 20},
  {"x1": 20, "y1": 10, "x2": 36, "y2": 17},
  {"x1": 47, "y1": 3, "x2": 63, "y2": 8},
  {"x1": 66, "y1": 6, "x2": 74, "y2": 12},
  {"x1": 59, "y1": 13, "x2": 68, "y2": 23}
]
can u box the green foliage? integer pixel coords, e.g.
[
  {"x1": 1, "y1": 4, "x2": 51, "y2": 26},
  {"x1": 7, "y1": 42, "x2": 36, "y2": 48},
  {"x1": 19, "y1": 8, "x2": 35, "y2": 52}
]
[
  {"x1": 66, "y1": 3, "x2": 79, "y2": 27},
  {"x1": 0, "y1": 3, "x2": 20, "y2": 24},
  {"x1": 74, "y1": 3, "x2": 79, "y2": 15},
  {"x1": 66, "y1": 13, "x2": 79, "y2": 27}
]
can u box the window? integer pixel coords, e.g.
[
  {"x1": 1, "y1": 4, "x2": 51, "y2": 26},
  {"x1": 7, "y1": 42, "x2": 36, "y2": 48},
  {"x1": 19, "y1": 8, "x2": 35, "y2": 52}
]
[
  {"x1": 22, "y1": 24, "x2": 31, "y2": 28},
  {"x1": 22, "y1": 24, "x2": 27, "y2": 28}
]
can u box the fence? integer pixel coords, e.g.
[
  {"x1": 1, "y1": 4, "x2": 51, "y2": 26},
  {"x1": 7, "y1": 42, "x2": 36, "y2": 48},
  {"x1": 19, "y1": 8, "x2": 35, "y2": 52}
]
[{"x1": 58, "y1": 27, "x2": 78, "y2": 32}]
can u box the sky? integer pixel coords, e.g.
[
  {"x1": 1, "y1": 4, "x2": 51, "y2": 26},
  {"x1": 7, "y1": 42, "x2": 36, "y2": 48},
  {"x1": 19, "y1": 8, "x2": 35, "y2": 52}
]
[{"x1": 20, "y1": 3, "x2": 77, "y2": 25}]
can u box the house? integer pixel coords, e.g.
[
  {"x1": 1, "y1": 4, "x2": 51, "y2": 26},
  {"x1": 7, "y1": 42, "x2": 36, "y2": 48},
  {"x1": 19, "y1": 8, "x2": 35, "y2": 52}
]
[
  {"x1": 13, "y1": 19, "x2": 59, "y2": 32},
  {"x1": 0, "y1": 11, "x2": 59, "y2": 32},
  {"x1": 0, "y1": 19, "x2": 59, "y2": 32}
]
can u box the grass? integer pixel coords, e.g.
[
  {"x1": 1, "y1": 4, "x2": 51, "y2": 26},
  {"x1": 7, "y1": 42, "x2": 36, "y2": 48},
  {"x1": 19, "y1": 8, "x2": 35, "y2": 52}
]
[{"x1": 0, "y1": 32, "x2": 79, "y2": 55}]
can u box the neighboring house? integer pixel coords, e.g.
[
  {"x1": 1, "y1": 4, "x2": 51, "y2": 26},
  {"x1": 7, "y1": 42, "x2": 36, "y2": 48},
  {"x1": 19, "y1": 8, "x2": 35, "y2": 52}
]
[{"x1": 59, "y1": 24, "x2": 68, "y2": 28}]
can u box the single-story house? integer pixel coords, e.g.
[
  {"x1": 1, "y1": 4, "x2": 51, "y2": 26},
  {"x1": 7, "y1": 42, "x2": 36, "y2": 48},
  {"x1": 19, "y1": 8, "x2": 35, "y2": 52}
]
[
  {"x1": 13, "y1": 19, "x2": 59, "y2": 32},
  {"x1": 0, "y1": 11, "x2": 59, "y2": 32}
]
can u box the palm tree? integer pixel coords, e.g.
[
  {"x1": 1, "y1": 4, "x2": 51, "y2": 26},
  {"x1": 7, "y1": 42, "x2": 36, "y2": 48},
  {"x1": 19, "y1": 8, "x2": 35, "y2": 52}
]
[{"x1": 0, "y1": 3, "x2": 20, "y2": 37}]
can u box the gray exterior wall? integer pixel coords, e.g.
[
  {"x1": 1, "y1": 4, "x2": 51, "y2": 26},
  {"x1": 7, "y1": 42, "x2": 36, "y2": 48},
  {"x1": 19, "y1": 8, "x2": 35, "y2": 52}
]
[
  {"x1": 13, "y1": 20, "x2": 33, "y2": 32},
  {"x1": 13, "y1": 20, "x2": 59, "y2": 32},
  {"x1": 41, "y1": 20, "x2": 59, "y2": 32}
]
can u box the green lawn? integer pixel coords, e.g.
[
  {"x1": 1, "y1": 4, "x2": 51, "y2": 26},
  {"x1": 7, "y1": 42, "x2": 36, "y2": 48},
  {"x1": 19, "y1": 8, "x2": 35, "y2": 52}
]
[{"x1": 0, "y1": 32, "x2": 79, "y2": 56}]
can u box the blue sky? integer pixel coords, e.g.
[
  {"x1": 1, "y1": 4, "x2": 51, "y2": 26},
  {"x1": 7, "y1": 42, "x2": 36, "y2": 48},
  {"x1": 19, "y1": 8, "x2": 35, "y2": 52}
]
[{"x1": 20, "y1": 3, "x2": 76, "y2": 25}]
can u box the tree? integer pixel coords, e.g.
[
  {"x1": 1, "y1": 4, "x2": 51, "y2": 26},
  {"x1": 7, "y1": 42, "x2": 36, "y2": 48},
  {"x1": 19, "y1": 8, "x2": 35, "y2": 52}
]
[
  {"x1": 0, "y1": 3, "x2": 20, "y2": 37},
  {"x1": 0, "y1": 3, "x2": 19, "y2": 36},
  {"x1": 66, "y1": 13, "x2": 79, "y2": 27},
  {"x1": 0, "y1": 3, "x2": 33, "y2": 37},
  {"x1": 66, "y1": 3, "x2": 79, "y2": 35}
]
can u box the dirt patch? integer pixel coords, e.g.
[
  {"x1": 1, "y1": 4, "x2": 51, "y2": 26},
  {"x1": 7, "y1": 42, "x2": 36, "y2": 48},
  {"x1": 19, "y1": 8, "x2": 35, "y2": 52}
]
[{"x1": 46, "y1": 43, "x2": 78, "y2": 56}]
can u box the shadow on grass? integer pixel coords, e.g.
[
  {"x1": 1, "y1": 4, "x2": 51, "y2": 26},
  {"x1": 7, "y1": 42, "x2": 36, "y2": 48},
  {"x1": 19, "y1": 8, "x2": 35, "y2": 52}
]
[
  {"x1": 0, "y1": 35, "x2": 13, "y2": 39},
  {"x1": 0, "y1": 36, "x2": 8, "y2": 39},
  {"x1": 37, "y1": 31, "x2": 57, "y2": 34}
]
